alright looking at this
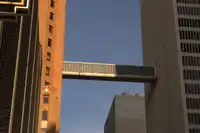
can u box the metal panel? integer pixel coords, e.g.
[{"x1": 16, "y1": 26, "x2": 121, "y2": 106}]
[
  {"x1": 115, "y1": 65, "x2": 155, "y2": 76},
  {"x1": 63, "y1": 62, "x2": 116, "y2": 74}
]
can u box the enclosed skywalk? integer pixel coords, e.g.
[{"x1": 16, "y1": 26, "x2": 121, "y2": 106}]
[{"x1": 62, "y1": 61, "x2": 157, "y2": 83}]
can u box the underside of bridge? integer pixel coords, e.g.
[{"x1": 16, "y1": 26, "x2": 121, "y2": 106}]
[{"x1": 62, "y1": 61, "x2": 157, "y2": 83}]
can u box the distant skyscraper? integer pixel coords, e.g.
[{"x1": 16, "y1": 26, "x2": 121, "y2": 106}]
[
  {"x1": 141, "y1": 0, "x2": 200, "y2": 133},
  {"x1": 104, "y1": 93, "x2": 146, "y2": 133}
]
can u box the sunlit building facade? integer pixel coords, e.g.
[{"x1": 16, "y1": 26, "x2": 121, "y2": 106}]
[
  {"x1": 37, "y1": 0, "x2": 66, "y2": 132},
  {"x1": 141, "y1": 0, "x2": 200, "y2": 133}
]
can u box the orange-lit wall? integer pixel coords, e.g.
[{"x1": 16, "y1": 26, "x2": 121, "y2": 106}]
[{"x1": 38, "y1": 0, "x2": 66, "y2": 132}]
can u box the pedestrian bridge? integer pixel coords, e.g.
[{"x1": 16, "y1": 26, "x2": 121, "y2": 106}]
[{"x1": 62, "y1": 61, "x2": 157, "y2": 83}]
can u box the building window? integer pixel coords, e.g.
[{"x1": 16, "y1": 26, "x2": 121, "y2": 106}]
[
  {"x1": 186, "y1": 98, "x2": 200, "y2": 109},
  {"x1": 41, "y1": 129, "x2": 47, "y2": 133},
  {"x1": 45, "y1": 81, "x2": 49, "y2": 86},
  {"x1": 185, "y1": 83, "x2": 200, "y2": 95},
  {"x1": 50, "y1": 12, "x2": 54, "y2": 20},
  {"x1": 178, "y1": 18, "x2": 200, "y2": 28},
  {"x1": 179, "y1": 30, "x2": 200, "y2": 40},
  {"x1": 182, "y1": 56, "x2": 200, "y2": 66},
  {"x1": 177, "y1": 0, "x2": 200, "y2": 4},
  {"x1": 43, "y1": 94, "x2": 49, "y2": 104},
  {"x1": 49, "y1": 25, "x2": 53, "y2": 34},
  {"x1": 183, "y1": 69, "x2": 200, "y2": 80},
  {"x1": 189, "y1": 128, "x2": 200, "y2": 133},
  {"x1": 46, "y1": 67, "x2": 50, "y2": 76},
  {"x1": 47, "y1": 52, "x2": 51, "y2": 61},
  {"x1": 50, "y1": 0, "x2": 55, "y2": 7},
  {"x1": 177, "y1": 6, "x2": 200, "y2": 16},
  {"x1": 181, "y1": 43, "x2": 200, "y2": 54},
  {"x1": 48, "y1": 38, "x2": 52, "y2": 47},
  {"x1": 42, "y1": 110, "x2": 48, "y2": 120},
  {"x1": 188, "y1": 113, "x2": 200, "y2": 125}
]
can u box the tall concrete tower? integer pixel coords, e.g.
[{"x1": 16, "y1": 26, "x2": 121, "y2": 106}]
[
  {"x1": 104, "y1": 93, "x2": 146, "y2": 133},
  {"x1": 37, "y1": 0, "x2": 66, "y2": 132},
  {"x1": 141, "y1": 0, "x2": 200, "y2": 133}
]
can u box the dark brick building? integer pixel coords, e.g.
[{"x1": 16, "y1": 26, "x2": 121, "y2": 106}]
[{"x1": 0, "y1": 0, "x2": 42, "y2": 132}]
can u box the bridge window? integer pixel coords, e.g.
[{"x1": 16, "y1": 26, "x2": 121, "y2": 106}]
[
  {"x1": 46, "y1": 67, "x2": 50, "y2": 76},
  {"x1": 42, "y1": 110, "x2": 48, "y2": 120},
  {"x1": 43, "y1": 94, "x2": 49, "y2": 104},
  {"x1": 84, "y1": 64, "x2": 89, "y2": 72},
  {"x1": 47, "y1": 52, "x2": 51, "y2": 61},
  {"x1": 105, "y1": 65, "x2": 115, "y2": 73},
  {"x1": 48, "y1": 38, "x2": 52, "y2": 47},
  {"x1": 50, "y1": 0, "x2": 55, "y2": 7},
  {"x1": 50, "y1": 12, "x2": 54, "y2": 20}
]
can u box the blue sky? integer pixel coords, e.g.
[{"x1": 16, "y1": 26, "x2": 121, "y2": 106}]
[{"x1": 61, "y1": 0, "x2": 143, "y2": 132}]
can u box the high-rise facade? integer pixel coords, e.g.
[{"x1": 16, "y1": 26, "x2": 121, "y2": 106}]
[
  {"x1": 141, "y1": 0, "x2": 200, "y2": 133},
  {"x1": 37, "y1": 0, "x2": 66, "y2": 132},
  {"x1": 0, "y1": 0, "x2": 66, "y2": 132},
  {"x1": 104, "y1": 93, "x2": 146, "y2": 133},
  {"x1": 0, "y1": 0, "x2": 42, "y2": 132}
]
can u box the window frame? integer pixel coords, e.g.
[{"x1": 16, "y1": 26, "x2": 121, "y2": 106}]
[
  {"x1": 50, "y1": 0, "x2": 55, "y2": 7},
  {"x1": 45, "y1": 67, "x2": 50, "y2": 76},
  {"x1": 48, "y1": 38, "x2": 52, "y2": 47},
  {"x1": 50, "y1": 12, "x2": 54, "y2": 20},
  {"x1": 47, "y1": 52, "x2": 51, "y2": 61},
  {"x1": 43, "y1": 94, "x2": 49, "y2": 104},
  {"x1": 45, "y1": 81, "x2": 49, "y2": 86},
  {"x1": 49, "y1": 25, "x2": 53, "y2": 34},
  {"x1": 42, "y1": 109, "x2": 48, "y2": 120}
]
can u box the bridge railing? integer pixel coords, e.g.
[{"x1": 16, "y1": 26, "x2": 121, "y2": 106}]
[{"x1": 63, "y1": 61, "x2": 116, "y2": 77}]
